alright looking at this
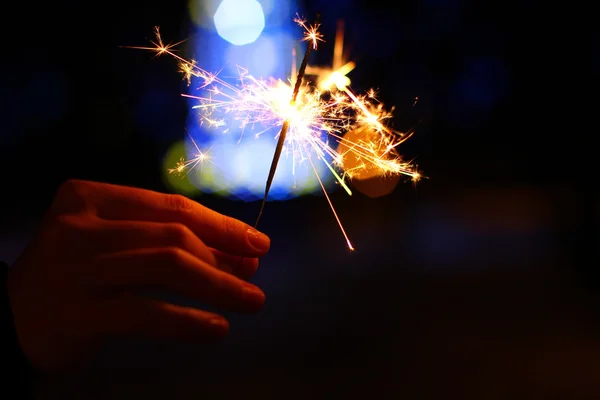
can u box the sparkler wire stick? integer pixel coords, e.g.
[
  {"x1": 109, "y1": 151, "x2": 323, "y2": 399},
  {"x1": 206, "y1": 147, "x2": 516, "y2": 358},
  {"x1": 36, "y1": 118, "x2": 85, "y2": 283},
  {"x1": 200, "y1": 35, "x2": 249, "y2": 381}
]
[{"x1": 253, "y1": 13, "x2": 322, "y2": 228}]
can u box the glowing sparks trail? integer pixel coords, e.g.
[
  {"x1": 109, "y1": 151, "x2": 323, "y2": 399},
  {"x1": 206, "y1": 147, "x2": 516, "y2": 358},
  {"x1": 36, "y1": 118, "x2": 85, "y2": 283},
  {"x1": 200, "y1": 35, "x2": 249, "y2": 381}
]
[
  {"x1": 126, "y1": 16, "x2": 421, "y2": 250},
  {"x1": 305, "y1": 20, "x2": 355, "y2": 92},
  {"x1": 168, "y1": 134, "x2": 213, "y2": 176}
]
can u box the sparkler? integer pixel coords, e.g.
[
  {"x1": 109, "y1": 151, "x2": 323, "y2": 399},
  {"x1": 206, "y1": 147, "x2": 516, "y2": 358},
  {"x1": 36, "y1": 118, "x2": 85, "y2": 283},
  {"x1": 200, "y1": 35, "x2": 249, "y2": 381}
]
[
  {"x1": 254, "y1": 13, "x2": 322, "y2": 230},
  {"x1": 125, "y1": 15, "x2": 421, "y2": 250}
]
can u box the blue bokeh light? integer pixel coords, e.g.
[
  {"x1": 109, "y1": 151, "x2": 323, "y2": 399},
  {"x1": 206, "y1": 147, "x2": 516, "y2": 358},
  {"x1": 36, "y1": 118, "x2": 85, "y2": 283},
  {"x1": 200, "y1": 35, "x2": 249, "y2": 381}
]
[
  {"x1": 183, "y1": 0, "x2": 332, "y2": 202},
  {"x1": 214, "y1": 0, "x2": 265, "y2": 46},
  {"x1": 224, "y1": 34, "x2": 285, "y2": 78}
]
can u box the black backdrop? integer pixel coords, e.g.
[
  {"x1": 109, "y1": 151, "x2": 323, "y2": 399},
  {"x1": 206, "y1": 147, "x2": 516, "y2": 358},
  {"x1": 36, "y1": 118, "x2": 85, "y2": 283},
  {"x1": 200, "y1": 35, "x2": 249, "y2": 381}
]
[{"x1": 1, "y1": 0, "x2": 598, "y2": 398}]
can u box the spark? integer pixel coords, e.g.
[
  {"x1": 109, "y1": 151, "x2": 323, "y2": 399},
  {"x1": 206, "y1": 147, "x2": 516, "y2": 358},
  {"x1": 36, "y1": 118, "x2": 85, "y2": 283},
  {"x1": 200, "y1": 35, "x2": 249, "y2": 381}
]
[
  {"x1": 168, "y1": 134, "x2": 213, "y2": 177},
  {"x1": 294, "y1": 14, "x2": 325, "y2": 49},
  {"x1": 305, "y1": 20, "x2": 355, "y2": 92},
  {"x1": 128, "y1": 17, "x2": 421, "y2": 250},
  {"x1": 121, "y1": 26, "x2": 188, "y2": 58}
]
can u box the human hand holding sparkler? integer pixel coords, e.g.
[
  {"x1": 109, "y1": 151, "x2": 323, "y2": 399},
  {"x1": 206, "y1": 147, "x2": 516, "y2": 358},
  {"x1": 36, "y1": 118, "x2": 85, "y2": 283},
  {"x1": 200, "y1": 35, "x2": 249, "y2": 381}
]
[{"x1": 6, "y1": 180, "x2": 270, "y2": 371}]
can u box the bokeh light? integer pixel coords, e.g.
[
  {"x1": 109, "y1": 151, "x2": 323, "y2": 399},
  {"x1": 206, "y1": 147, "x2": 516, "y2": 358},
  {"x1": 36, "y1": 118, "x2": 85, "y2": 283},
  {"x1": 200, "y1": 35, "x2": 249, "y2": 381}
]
[
  {"x1": 184, "y1": 0, "x2": 332, "y2": 202},
  {"x1": 214, "y1": 0, "x2": 265, "y2": 46},
  {"x1": 163, "y1": 140, "x2": 202, "y2": 196},
  {"x1": 336, "y1": 126, "x2": 402, "y2": 198},
  {"x1": 224, "y1": 35, "x2": 278, "y2": 77},
  {"x1": 185, "y1": 136, "x2": 323, "y2": 201},
  {"x1": 188, "y1": 0, "x2": 221, "y2": 30}
]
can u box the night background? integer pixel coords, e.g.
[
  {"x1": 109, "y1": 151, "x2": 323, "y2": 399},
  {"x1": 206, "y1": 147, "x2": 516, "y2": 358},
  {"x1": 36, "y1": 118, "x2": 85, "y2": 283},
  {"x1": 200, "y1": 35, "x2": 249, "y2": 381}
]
[{"x1": 1, "y1": 0, "x2": 598, "y2": 398}]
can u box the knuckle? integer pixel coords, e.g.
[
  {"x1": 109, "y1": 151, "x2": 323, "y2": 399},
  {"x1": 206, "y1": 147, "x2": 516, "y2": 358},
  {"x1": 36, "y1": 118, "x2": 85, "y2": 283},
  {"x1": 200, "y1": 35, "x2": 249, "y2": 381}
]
[
  {"x1": 46, "y1": 214, "x2": 100, "y2": 250},
  {"x1": 55, "y1": 213, "x2": 98, "y2": 233},
  {"x1": 161, "y1": 246, "x2": 188, "y2": 267},
  {"x1": 166, "y1": 223, "x2": 191, "y2": 246},
  {"x1": 51, "y1": 214, "x2": 83, "y2": 236},
  {"x1": 57, "y1": 179, "x2": 85, "y2": 199},
  {"x1": 57, "y1": 179, "x2": 79, "y2": 194},
  {"x1": 221, "y1": 215, "x2": 240, "y2": 238},
  {"x1": 53, "y1": 179, "x2": 92, "y2": 214},
  {"x1": 53, "y1": 214, "x2": 77, "y2": 231},
  {"x1": 165, "y1": 194, "x2": 193, "y2": 213}
]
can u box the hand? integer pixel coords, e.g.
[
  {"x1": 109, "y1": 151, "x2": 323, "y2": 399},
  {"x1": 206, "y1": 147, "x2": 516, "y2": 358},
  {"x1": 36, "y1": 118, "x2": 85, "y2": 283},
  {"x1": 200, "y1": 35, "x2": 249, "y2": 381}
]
[{"x1": 7, "y1": 179, "x2": 271, "y2": 372}]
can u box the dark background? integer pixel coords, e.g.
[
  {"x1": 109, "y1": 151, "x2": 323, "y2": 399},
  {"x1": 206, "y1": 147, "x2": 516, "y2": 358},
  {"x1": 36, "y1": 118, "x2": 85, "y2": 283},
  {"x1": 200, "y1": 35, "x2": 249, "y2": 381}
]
[{"x1": 1, "y1": 0, "x2": 598, "y2": 398}]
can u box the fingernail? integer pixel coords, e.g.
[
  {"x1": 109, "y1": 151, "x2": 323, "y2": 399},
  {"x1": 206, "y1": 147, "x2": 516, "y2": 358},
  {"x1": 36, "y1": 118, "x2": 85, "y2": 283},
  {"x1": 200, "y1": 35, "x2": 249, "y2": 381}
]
[
  {"x1": 208, "y1": 317, "x2": 228, "y2": 328},
  {"x1": 207, "y1": 317, "x2": 229, "y2": 335},
  {"x1": 242, "y1": 282, "x2": 265, "y2": 306},
  {"x1": 246, "y1": 228, "x2": 270, "y2": 251}
]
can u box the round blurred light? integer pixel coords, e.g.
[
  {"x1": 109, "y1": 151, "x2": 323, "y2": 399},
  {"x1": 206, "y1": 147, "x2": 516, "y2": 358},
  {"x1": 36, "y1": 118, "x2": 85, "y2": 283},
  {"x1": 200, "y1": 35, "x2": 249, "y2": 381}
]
[
  {"x1": 186, "y1": 134, "x2": 325, "y2": 200},
  {"x1": 214, "y1": 0, "x2": 265, "y2": 46},
  {"x1": 188, "y1": 0, "x2": 221, "y2": 30},
  {"x1": 162, "y1": 141, "x2": 202, "y2": 196},
  {"x1": 336, "y1": 126, "x2": 401, "y2": 198},
  {"x1": 224, "y1": 36, "x2": 277, "y2": 77}
]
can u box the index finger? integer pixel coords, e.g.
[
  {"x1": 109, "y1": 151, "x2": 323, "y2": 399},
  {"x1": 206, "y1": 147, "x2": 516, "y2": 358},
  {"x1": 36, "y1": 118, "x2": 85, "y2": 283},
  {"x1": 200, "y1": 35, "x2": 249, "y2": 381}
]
[{"x1": 62, "y1": 180, "x2": 271, "y2": 257}]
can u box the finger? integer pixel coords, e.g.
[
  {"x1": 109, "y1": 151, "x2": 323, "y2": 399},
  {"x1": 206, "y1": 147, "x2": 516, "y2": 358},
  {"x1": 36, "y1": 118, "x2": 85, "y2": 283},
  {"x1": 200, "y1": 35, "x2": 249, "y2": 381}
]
[
  {"x1": 98, "y1": 295, "x2": 229, "y2": 342},
  {"x1": 93, "y1": 247, "x2": 266, "y2": 313},
  {"x1": 211, "y1": 249, "x2": 259, "y2": 280},
  {"x1": 90, "y1": 219, "x2": 217, "y2": 267},
  {"x1": 64, "y1": 180, "x2": 270, "y2": 257}
]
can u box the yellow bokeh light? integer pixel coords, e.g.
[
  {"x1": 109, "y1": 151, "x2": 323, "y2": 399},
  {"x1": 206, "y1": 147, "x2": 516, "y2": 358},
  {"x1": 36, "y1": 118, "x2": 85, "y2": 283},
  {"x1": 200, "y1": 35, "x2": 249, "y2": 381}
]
[
  {"x1": 188, "y1": 0, "x2": 221, "y2": 30},
  {"x1": 162, "y1": 140, "x2": 202, "y2": 196}
]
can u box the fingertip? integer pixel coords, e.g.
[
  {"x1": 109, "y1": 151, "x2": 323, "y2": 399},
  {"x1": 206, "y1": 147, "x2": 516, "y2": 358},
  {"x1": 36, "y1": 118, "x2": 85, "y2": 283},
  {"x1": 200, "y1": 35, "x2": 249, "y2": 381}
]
[
  {"x1": 241, "y1": 282, "x2": 266, "y2": 312},
  {"x1": 245, "y1": 227, "x2": 271, "y2": 254},
  {"x1": 189, "y1": 315, "x2": 229, "y2": 343},
  {"x1": 182, "y1": 313, "x2": 230, "y2": 343},
  {"x1": 207, "y1": 316, "x2": 230, "y2": 337},
  {"x1": 237, "y1": 257, "x2": 259, "y2": 280}
]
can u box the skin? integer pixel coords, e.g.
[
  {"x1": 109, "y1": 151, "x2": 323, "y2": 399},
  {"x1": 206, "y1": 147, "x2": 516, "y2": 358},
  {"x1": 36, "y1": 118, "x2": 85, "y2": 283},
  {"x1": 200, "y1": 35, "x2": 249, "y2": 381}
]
[{"x1": 7, "y1": 179, "x2": 271, "y2": 372}]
